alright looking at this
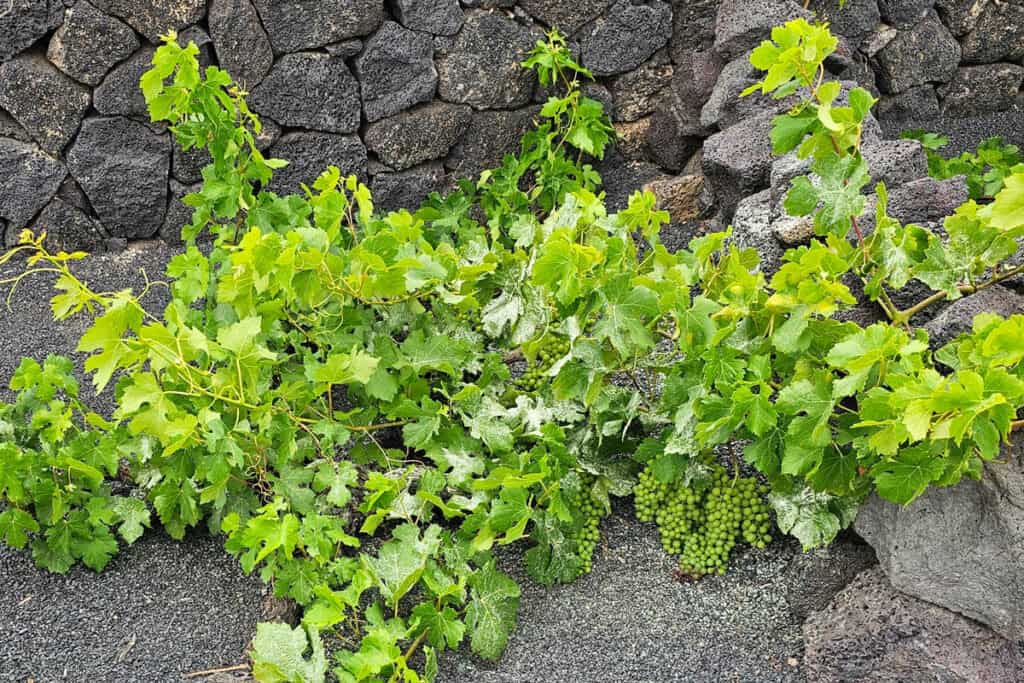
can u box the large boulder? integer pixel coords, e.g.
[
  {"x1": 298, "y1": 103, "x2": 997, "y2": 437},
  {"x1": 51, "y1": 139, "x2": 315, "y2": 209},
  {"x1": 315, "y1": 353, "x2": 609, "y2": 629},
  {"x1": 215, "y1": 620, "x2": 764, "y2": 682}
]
[
  {"x1": 873, "y1": 12, "x2": 960, "y2": 94},
  {"x1": 47, "y1": 2, "x2": 139, "y2": 86},
  {"x1": 519, "y1": 0, "x2": 614, "y2": 35},
  {"x1": 0, "y1": 54, "x2": 91, "y2": 156},
  {"x1": 960, "y1": 0, "x2": 1024, "y2": 64},
  {"x1": 856, "y1": 437, "x2": 1024, "y2": 641},
  {"x1": 0, "y1": 139, "x2": 66, "y2": 228},
  {"x1": 66, "y1": 117, "x2": 170, "y2": 239},
  {"x1": 357, "y1": 21, "x2": 437, "y2": 122},
  {"x1": 922, "y1": 285, "x2": 1024, "y2": 349},
  {"x1": 252, "y1": 0, "x2": 384, "y2": 52},
  {"x1": 0, "y1": 0, "x2": 64, "y2": 61},
  {"x1": 27, "y1": 197, "x2": 108, "y2": 253},
  {"x1": 939, "y1": 64, "x2": 1024, "y2": 116},
  {"x1": 436, "y1": 12, "x2": 538, "y2": 110},
  {"x1": 702, "y1": 111, "x2": 775, "y2": 219},
  {"x1": 713, "y1": 0, "x2": 811, "y2": 60},
  {"x1": 251, "y1": 53, "x2": 361, "y2": 133},
  {"x1": 89, "y1": 0, "x2": 206, "y2": 43},
  {"x1": 579, "y1": 0, "x2": 673, "y2": 77},
  {"x1": 208, "y1": 0, "x2": 274, "y2": 88},
  {"x1": 93, "y1": 47, "x2": 156, "y2": 119},
  {"x1": 392, "y1": 0, "x2": 464, "y2": 36},
  {"x1": 159, "y1": 179, "x2": 201, "y2": 244},
  {"x1": 804, "y1": 566, "x2": 1024, "y2": 682},
  {"x1": 265, "y1": 132, "x2": 367, "y2": 196},
  {"x1": 365, "y1": 102, "x2": 471, "y2": 171}
]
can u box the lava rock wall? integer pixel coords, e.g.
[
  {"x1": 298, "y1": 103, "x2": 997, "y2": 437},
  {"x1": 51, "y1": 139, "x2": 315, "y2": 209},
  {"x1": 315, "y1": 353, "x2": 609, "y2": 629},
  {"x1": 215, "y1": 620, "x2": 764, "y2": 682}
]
[{"x1": 0, "y1": 0, "x2": 1022, "y2": 251}]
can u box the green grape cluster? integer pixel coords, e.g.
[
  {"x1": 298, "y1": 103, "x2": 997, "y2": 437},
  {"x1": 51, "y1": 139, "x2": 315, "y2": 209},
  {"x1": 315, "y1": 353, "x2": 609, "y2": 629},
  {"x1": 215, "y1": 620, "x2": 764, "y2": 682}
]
[
  {"x1": 516, "y1": 336, "x2": 570, "y2": 392},
  {"x1": 634, "y1": 462, "x2": 773, "y2": 578},
  {"x1": 453, "y1": 307, "x2": 483, "y2": 333},
  {"x1": 566, "y1": 472, "x2": 604, "y2": 577}
]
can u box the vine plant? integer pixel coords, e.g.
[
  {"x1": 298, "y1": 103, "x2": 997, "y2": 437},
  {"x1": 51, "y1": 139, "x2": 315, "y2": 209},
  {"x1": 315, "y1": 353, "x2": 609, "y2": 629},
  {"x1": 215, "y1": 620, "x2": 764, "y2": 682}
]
[{"x1": 0, "y1": 20, "x2": 1021, "y2": 683}]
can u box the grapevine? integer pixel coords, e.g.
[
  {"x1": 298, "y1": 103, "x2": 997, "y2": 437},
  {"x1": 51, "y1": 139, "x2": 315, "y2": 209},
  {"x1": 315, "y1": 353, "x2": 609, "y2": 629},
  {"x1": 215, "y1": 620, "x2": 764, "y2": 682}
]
[{"x1": 0, "y1": 17, "x2": 1021, "y2": 683}]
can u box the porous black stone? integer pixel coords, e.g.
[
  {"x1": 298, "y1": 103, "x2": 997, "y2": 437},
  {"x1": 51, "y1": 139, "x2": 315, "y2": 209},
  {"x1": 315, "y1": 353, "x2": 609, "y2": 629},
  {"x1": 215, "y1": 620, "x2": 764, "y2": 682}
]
[
  {"x1": 253, "y1": 0, "x2": 384, "y2": 53},
  {"x1": 66, "y1": 116, "x2": 170, "y2": 239},
  {"x1": 89, "y1": 0, "x2": 206, "y2": 43},
  {"x1": 265, "y1": 132, "x2": 367, "y2": 196},
  {"x1": 391, "y1": 0, "x2": 464, "y2": 36},
  {"x1": 46, "y1": 1, "x2": 139, "y2": 86},
  {"x1": 93, "y1": 46, "x2": 156, "y2": 119},
  {"x1": 365, "y1": 102, "x2": 472, "y2": 171},
  {"x1": 579, "y1": 0, "x2": 673, "y2": 76},
  {"x1": 356, "y1": 21, "x2": 437, "y2": 122},
  {"x1": 0, "y1": 138, "x2": 67, "y2": 228},
  {"x1": 371, "y1": 162, "x2": 449, "y2": 214},
  {"x1": 0, "y1": 0, "x2": 64, "y2": 62},
  {"x1": 436, "y1": 12, "x2": 539, "y2": 110},
  {"x1": 939, "y1": 63, "x2": 1024, "y2": 117},
  {"x1": 208, "y1": 0, "x2": 273, "y2": 88},
  {"x1": 26, "y1": 196, "x2": 108, "y2": 252},
  {"x1": 873, "y1": 11, "x2": 960, "y2": 94},
  {"x1": 251, "y1": 53, "x2": 361, "y2": 133},
  {"x1": 0, "y1": 53, "x2": 91, "y2": 155}
]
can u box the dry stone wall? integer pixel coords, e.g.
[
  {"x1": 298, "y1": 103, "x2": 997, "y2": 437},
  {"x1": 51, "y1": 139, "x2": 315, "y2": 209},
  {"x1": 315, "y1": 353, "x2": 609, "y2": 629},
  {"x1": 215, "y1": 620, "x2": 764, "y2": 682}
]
[{"x1": 0, "y1": 0, "x2": 1022, "y2": 251}]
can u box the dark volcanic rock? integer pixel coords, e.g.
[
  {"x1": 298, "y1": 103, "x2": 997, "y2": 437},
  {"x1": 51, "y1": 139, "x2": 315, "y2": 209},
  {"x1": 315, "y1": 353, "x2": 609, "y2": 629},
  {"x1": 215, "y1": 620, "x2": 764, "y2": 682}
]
[
  {"x1": 437, "y1": 12, "x2": 538, "y2": 110},
  {"x1": 392, "y1": 0, "x2": 465, "y2": 36},
  {"x1": 266, "y1": 132, "x2": 367, "y2": 196},
  {"x1": 46, "y1": 1, "x2": 140, "y2": 86},
  {"x1": 700, "y1": 52, "x2": 789, "y2": 131},
  {"x1": 647, "y1": 98, "x2": 704, "y2": 173},
  {"x1": 877, "y1": 0, "x2": 935, "y2": 29},
  {"x1": 861, "y1": 138, "x2": 928, "y2": 189},
  {"x1": 923, "y1": 285, "x2": 1024, "y2": 348},
  {"x1": 208, "y1": 0, "x2": 274, "y2": 88},
  {"x1": 173, "y1": 119, "x2": 279, "y2": 184},
  {"x1": 365, "y1": 102, "x2": 471, "y2": 171},
  {"x1": 325, "y1": 38, "x2": 364, "y2": 58},
  {"x1": 356, "y1": 21, "x2": 437, "y2": 122},
  {"x1": 855, "y1": 437, "x2": 1024, "y2": 642},
  {"x1": 808, "y1": 0, "x2": 881, "y2": 50},
  {"x1": 27, "y1": 197, "x2": 108, "y2": 253},
  {"x1": 960, "y1": 0, "x2": 1024, "y2": 64},
  {"x1": 607, "y1": 52, "x2": 674, "y2": 123},
  {"x1": 579, "y1": 0, "x2": 673, "y2": 77},
  {"x1": 0, "y1": 0, "x2": 63, "y2": 62},
  {"x1": 783, "y1": 535, "x2": 876, "y2": 622},
  {"x1": 89, "y1": 0, "x2": 206, "y2": 43},
  {"x1": 702, "y1": 111, "x2": 775, "y2": 218},
  {"x1": 876, "y1": 85, "x2": 941, "y2": 120},
  {"x1": 729, "y1": 190, "x2": 786, "y2": 275},
  {"x1": 0, "y1": 139, "x2": 66, "y2": 228},
  {"x1": 519, "y1": 0, "x2": 613, "y2": 35},
  {"x1": 804, "y1": 566, "x2": 1024, "y2": 682},
  {"x1": 252, "y1": 0, "x2": 384, "y2": 52},
  {"x1": 873, "y1": 12, "x2": 960, "y2": 94},
  {"x1": 93, "y1": 47, "x2": 156, "y2": 119},
  {"x1": 713, "y1": 0, "x2": 811, "y2": 60},
  {"x1": 939, "y1": 64, "x2": 1024, "y2": 116},
  {"x1": 251, "y1": 53, "x2": 361, "y2": 133},
  {"x1": 0, "y1": 108, "x2": 31, "y2": 143},
  {"x1": 446, "y1": 107, "x2": 540, "y2": 179},
  {"x1": 67, "y1": 117, "x2": 170, "y2": 239},
  {"x1": 935, "y1": 0, "x2": 988, "y2": 36},
  {"x1": 371, "y1": 163, "x2": 449, "y2": 214},
  {"x1": 670, "y1": 0, "x2": 720, "y2": 54},
  {"x1": 0, "y1": 54, "x2": 91, "y2": 156},
  {"x1": 594, "y1": 149, "x2": 665, "y2": 211}
]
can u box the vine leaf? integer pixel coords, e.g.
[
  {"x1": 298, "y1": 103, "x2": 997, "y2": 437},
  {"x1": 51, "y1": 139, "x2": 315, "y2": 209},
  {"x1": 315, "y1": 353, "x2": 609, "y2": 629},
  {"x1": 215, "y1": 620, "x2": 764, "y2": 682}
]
[
  {"x1": 250, "y1": 623, "x2": 327, "y2": 683},
  {"x1": 465, "y1": 560, "x2": 521, "y2": 660}
]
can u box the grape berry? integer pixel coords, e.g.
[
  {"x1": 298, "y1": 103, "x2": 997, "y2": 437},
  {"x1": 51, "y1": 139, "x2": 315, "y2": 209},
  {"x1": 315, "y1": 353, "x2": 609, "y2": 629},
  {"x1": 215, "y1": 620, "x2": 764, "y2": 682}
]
[
  {"x1": 634, "y1": 461, "x2": 773, "y2": 578},
  {"x1": 517, "y1": 336, "x2": 570, "y2": 392},
  {"x1": 566, "y1": 472, "x2": 604, "y2": 577}
]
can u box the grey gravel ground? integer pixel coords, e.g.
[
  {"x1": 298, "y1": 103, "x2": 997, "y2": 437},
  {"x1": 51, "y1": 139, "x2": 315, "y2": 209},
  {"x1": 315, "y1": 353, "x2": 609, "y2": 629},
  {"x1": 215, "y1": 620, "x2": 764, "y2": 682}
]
[
  {"x1": 439, "y1": 501, "x2": 805, "y2": 683},
  {"x1": 0, "y1": 530, "x2": 267, "y2": 683}
]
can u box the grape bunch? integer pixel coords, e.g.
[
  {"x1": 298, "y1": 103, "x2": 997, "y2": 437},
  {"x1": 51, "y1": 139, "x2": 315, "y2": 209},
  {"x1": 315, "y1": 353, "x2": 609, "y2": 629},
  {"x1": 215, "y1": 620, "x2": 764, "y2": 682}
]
[
  {"x1": 516, "y1": 336, "x2": 570, "y2": 392},
  {"x1": 634, "y1": 460, "x2": 773, "y2": 578},
  {"x1": 566, "y1": 472, "x2": 604, "y2": 577},
  {"x1": 453, "y1": 307, "x2": 483, "y2": 334}
]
